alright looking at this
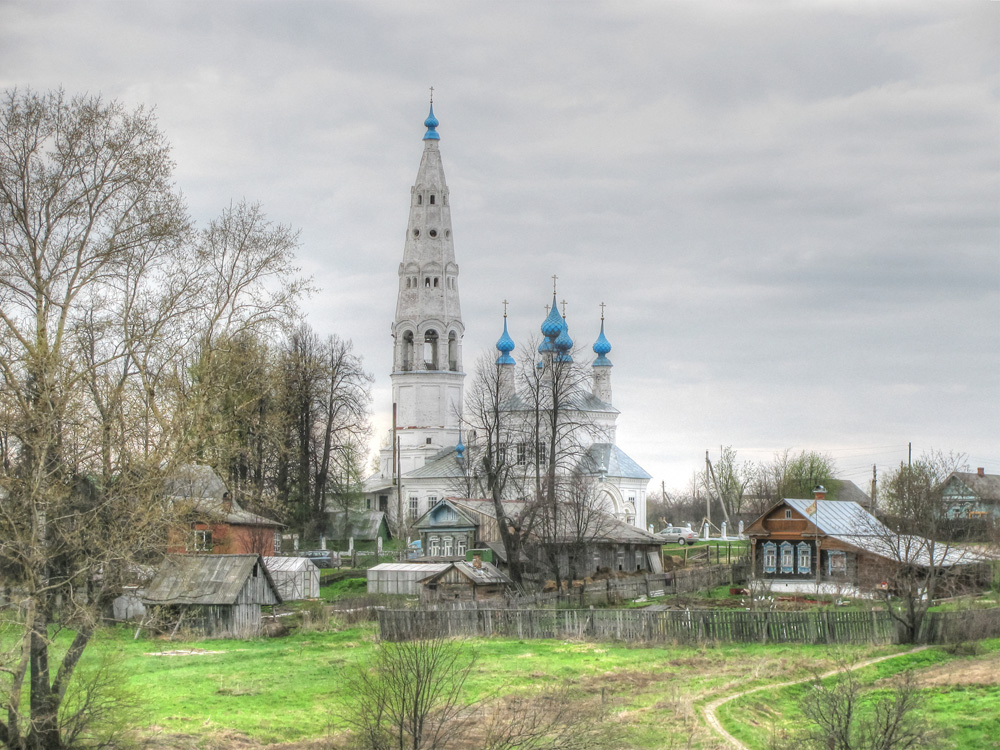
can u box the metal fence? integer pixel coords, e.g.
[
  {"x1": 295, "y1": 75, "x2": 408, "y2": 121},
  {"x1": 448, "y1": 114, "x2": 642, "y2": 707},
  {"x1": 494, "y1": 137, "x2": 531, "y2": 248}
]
[{"x1": 377, "y1": 605, "x2": 1000, "y2": 646}]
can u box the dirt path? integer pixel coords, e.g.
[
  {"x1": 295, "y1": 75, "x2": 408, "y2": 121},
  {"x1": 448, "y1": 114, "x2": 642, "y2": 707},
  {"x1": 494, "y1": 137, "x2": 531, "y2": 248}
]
[{"x1": 701, "y1": 646, "x2": 930, "y2": 749}]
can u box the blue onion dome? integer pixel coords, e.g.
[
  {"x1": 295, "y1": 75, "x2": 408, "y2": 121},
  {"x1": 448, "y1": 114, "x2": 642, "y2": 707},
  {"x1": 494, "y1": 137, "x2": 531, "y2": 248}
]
[
  {"x1": 593, "y1": 319, "x2": 613, "y2": 367},
  {"x1": 554, "y1": 317, "x2": 574, "y2": 363},
  {"x1": 495, "y1": 317, "x2": 515, "y2": 365},
  {"x1": 541, "y1": 294, "x2": 564, "y2": 339},
  {"x1": 537, "y1": 336, "x2": 554, "y2": 354},
  {"x1": 423, "y1": 103, "x2": 440, "y2": 140},
  {"x1": 456, "y1": 434, "x2": 465, "y2": 460}
]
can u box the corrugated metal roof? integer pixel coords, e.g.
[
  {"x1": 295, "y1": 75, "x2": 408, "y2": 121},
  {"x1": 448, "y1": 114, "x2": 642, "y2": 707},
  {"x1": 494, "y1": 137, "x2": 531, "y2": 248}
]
[
  {"x1": 367, "y1": 563, "x2": 451, "y2": 573},
  {"x1": 420, "y1": 561, "x2": 512, "y2": 585},
  {"x1": 143, "y1": 554, "x2": 282, "y2": 605},
  {"x1": 580, "y1": 443, "x2": 652, "y2": 481},
  {"x1": 783, "y1": 498, "x2": 881, "y2": 537},
  {"x1": 264, "y1": 556, "x2": 318, "y2": 573},
  {"x1": 945, "y1": 472, "x2": 1000, "y2": 502}
]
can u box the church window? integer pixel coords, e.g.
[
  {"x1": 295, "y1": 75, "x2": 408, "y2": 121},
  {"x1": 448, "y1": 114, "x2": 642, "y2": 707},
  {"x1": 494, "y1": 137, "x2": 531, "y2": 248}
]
[
  {"x1": 430, "y1": 194, "x2": 435, "y2": 205},
  {"x1": 429, "y1": 229, "x2": 437, "y2": 238},
  {"x1": 409, "y1": 496, "x2": 419, "y2": 520},
  {"x1": 424, "y1": 330, "x2": 439, "y2": 369},
  {"x1": 413, "y1": 228, "x2": 419, "y2": 237},
  {"x1": 448, "y1": 332, "x2": 458, "y2": 371},
  {"x1": 426, "y1": 438, "x2": 432, "y2": 444},
  {"x1": 428, "y1": 496, "x2": 439, "y2": 508},
  {"x1": 433, "y1": 277, "x2": 439, "y2": 287},
  {"x1": 405, "y1": 278, "x2": 411, "y2": 289},
  {"x1": 445, "y1": 229, "x2": 450, "y2": 236},
  {"x1": 417, "y1": 195, "x2": 422, "y2": 205},
  {"x1": 425, "y1": 277, "x2": 431, "y2": 288},
  {"x1": 411, "y1": 276, "x2": 417, "y2": 287},
  {"x1": 536, "y1": 442, "x2": 546, "y2": 466},
  {"x1": 516, "y1": 443, "x2": 527, "y2": 466}
]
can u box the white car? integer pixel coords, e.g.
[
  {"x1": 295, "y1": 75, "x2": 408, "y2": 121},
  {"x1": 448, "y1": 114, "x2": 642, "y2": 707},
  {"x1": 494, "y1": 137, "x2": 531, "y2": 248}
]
[{"x1": 658, "y1": 527, "x2": 698, "y2": 545}]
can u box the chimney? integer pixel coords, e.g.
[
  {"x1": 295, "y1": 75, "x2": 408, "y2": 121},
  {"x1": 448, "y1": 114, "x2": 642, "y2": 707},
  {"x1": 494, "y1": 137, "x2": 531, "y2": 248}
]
[
  {"x1": 813, "y1": 485, "x2": 827, "y2": 500},
  {"x1": 222, "y1": 492, "x2": 233, "y2": 513},
  {"x1": 978, "y1": 467, "x2": 985, "y2": 477},
  {"x1": 473, "y1": 553, "x2": 482, "y2": 569}
]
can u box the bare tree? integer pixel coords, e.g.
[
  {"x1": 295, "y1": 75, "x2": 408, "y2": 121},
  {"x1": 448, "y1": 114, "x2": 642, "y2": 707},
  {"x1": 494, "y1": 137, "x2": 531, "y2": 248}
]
[
  {"x1": 478, "y1": 688, "x2": 610, "y2": 750},
  {"x1": 799, "y1": 664, "x2": 934, "y2": 750},
  {"x1": 0, "y1": 89, "x2": 307, "y2": 749},
  {"x1": 343, "y1": 636, "x2": 478, "y2": 750}
]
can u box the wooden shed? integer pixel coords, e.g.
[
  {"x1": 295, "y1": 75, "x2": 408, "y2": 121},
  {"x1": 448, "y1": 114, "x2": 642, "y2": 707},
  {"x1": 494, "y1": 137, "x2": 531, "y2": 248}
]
[
  {"x1": 143, "y1": 554, "x2": 281, "y2": 639},
  {"x1": 264, "y1": 556, "x2": 320, "y2": 600},
  {"x1": 418, "y1": 558, "x2": 513, "y2": 605}
]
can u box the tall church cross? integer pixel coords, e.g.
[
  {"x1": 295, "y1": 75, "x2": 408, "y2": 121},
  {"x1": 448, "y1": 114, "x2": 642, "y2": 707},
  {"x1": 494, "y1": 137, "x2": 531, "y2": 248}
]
[
  {"x1": 502, "y1": 299, "x2": 508, "y2": 318},
  {"x1": 429, "y1": 86, "x2": 434, "y2": 104},
  {"x1": 560, "y1": 299, "x2": 568, "y2": 317},
  {"x1": 600, "y1": 301, "x2": 606, "y2": 321},
  {"x1": 551, "y1": 274, "x2": 558, "y2": 294}
]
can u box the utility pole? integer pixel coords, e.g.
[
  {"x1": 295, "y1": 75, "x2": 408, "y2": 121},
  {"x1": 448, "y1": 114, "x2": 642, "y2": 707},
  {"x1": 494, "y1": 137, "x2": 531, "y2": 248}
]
[
  {"x1": 908, "y1": 441, "x2": 912, "y2": 469},
  {"x1": 704, "y1": 451, "x2": 711, "y2": 525},
  {"x1": 871, "y1": 464, "x2": 878, "y2": 511}
]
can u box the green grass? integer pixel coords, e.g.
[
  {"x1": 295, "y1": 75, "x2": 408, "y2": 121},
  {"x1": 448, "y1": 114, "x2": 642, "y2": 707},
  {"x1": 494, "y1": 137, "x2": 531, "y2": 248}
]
[
  {"x1": 6, "y1": 624, "x2": 999, "y2": 748},
  {"x1": 319, "y1": 577, "x2": 368, "y2": 600},
  {"x1": 717, "y1": 639, "x2": 1000, "y2": 750}
]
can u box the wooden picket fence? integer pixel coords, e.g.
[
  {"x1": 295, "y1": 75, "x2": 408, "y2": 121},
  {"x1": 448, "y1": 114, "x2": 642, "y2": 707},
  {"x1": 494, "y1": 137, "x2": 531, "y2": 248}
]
[{"x1": 377, "y1": 606, "x2": 1000, "y2": 646}]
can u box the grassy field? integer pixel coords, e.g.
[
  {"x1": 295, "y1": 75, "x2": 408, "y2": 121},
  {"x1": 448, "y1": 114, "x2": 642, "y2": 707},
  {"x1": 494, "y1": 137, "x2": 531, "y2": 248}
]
[{"x1": 43, "y1": 622, "x2": 993, "y2": 749}]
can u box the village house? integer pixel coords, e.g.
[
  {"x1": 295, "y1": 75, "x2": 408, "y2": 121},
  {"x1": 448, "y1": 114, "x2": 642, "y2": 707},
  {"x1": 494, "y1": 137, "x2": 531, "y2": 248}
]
[
  {"x1": 412, "y1": 497, "x2": 663, "y2": 581},
  {"x1": 142, "y1": 554, "x2": 281, "y2": 639},
  {"x1": 940, "y1": 468, "x2": 1000, "y2": 520},
  {"x1": 164, "y1": 464, "x2": 283, "y2": 556},
  {"x1": 745, "y1": 486, "x2": 981, "y2": 591}
]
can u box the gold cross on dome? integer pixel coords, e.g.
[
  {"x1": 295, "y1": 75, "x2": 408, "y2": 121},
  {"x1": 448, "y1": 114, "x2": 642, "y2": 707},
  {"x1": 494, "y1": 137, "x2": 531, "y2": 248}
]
[
  {"x1": 560, "y1": 299, "x2": 568, "y2": 317},
  {"x1": 429, "y1": 86, "x2": 434, "y2": 104},
  {"x1": 599, "y1": 301, "x2": 606, "y2": 321},
  {"x1": 551, "y1": 274, "x2": 558, "y2": 295},
  {"x1": 502, "y1": 299, "x2": 508, "y2": 318}
]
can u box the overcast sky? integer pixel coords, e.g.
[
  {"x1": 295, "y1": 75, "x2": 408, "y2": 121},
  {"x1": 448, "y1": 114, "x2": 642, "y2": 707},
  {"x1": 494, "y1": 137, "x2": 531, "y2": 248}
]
[{"x1": 3, "y1": 1, "x2": 997, "y2": 493}]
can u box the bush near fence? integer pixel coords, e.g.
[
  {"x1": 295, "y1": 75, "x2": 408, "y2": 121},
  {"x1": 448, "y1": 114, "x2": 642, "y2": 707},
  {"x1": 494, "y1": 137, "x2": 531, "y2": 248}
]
[{"x1": 377, "y1": 606, "x2": 1000, "y2": 646}]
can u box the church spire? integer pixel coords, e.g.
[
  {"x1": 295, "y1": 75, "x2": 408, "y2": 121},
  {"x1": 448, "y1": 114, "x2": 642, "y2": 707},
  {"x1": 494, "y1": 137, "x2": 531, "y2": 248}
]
[{"x1": 387, "y1": 98, "x2": 465, "y2": 467}]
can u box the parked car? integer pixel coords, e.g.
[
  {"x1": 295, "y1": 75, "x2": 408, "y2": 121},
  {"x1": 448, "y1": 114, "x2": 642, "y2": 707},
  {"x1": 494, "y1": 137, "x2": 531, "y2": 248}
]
[
  {"x1": 658, "y1": 527, "x2": 698, "y2": 545},
  {"x1": 301, "y1": 550, "x2": 333, "y2": 568}
]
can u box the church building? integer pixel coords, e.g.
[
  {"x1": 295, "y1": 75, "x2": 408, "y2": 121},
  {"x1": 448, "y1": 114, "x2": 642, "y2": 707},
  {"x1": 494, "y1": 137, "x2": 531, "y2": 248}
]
[{"x1": 364, "y1": 101, "x2": 650, "y2": 531}]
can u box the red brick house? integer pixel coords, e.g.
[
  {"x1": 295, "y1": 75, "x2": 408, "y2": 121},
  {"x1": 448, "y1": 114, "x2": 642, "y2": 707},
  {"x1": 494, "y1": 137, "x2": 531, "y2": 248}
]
[{"x1": 164, "y1": 465, "x2": 283, "y2": 556}]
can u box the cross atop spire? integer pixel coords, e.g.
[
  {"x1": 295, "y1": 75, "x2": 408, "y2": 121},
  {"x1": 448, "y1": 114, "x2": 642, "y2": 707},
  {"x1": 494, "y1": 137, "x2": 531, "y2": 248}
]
[
  {"x1": 552, "y1": 274, "x2": 558, "y2": 295},
  {"x1": 599, "y1": 301, "x2": 606, "y2": 321},
  {"x1": 502, "y1": 299, "x2": 509, "y2": 318},
  {"x1": 560, "y1": 299, "x2": 568, "y2": 317},
  {"x1": 429, "y1": 86, "x2": 434, "y2": 104}
]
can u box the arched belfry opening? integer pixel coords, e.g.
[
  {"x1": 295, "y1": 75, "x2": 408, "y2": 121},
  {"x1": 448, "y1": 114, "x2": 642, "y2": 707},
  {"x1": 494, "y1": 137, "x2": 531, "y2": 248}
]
[
  {"x1": 423, "y1": 329, "x2": 439, "y2": 370},
  {"x1": 401, "y1": 330, "x2": 414, "y2": 372},
  {"x1": 448, "y1": 331, "x2": 458, "y2": 371}
]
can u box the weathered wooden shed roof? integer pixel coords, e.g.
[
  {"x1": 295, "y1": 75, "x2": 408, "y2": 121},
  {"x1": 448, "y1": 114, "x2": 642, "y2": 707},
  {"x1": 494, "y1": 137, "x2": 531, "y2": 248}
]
[
  {"x1": 143, "y1": 554, "x2": 282, "y2": 605},
  {"x1": 419, "y1": 561, "x2": 512, "y2": 586}
]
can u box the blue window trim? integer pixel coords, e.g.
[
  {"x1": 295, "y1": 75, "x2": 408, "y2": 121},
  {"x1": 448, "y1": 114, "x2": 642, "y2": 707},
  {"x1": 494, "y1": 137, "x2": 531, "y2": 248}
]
[
  {"x1": 827, "y1": 550, "x2": 847, "y2": 576},
  {"x1": 797, "y1": 542, "x2": 811, "y2": 574},
  {"x1": 763, "y1": 542, "x2": 777, "y2": 573},
  {"x1": 780, "y1": 542, "x2": 794, "y2": 574}
]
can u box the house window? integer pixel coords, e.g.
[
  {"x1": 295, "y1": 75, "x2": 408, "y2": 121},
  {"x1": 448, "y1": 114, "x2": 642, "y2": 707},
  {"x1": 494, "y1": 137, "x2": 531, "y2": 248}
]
[
  {"x1": 797, "y1": 542, "x2": 811, "y2": 574},
  {"x1": 409, "y1": 496, "x2": 419, "y2": 520},
  {"x1": 784, "y1": 509, "x2": 792, "y2": 519},
  {"x1": 763, "y1": 542, "x2": 777, "y2": 573},
  {"x1": 617, "y1": 549, "x2": 625, "y2": 571},
  {"x1": 828, "y1": 550, "x2": 847, "y2": 577},
  {"x1": 429, "y1": 536, "x2": 440, "y2": 556},
  {"x1": 517, "y1": 443, "x2": 527, "y2": 466},
  {"x1": 428, "y1": 496, "x2": 439, "y2": 508},
  {"x1": 456, "y1": 537, "x2": 467, "y2": 556},
  {"x1": 442, "y1": 536, "x2": 453, "y2": 556},
  {"x1": 273, "y1": 531, "x2": 281, "y2": 555},
  {"x1": 378, "y1": 495, "x2": 388, "y2": 512},
  {"x1": 191, "y1": 528, "x2": 212, "y2": 552},
  {"x1": 365, "y1": 497, "x2": 372, "y2": 510},
  {"x1": 780, "y1": 543, "x2": 794, "y2": 573},
  {"x1": 536, "y1": 442, "x2": 546, "y2": 466}
]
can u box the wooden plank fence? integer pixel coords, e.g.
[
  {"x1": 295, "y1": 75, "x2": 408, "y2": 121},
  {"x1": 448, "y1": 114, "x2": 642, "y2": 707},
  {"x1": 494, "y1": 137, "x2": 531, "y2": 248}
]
[{"x1": 377, "y1": 606, "x2": 1000, "y2": 646}]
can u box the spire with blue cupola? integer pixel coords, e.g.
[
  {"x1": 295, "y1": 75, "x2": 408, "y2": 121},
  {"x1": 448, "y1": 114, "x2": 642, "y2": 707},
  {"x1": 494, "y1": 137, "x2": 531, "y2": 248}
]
[
  {"x1": 591, "y1": 302, "x2": 613, "y2": 404},
  {"x1": 495, "y1": 300, "x2": 515, "y2": 366}
]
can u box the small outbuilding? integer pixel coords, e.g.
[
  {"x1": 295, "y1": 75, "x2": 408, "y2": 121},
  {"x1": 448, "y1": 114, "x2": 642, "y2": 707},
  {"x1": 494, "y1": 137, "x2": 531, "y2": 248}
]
[
  {"x1": 142, "y1": 554, "x2": 281, "y2": 639},
  {"x1": 418, "y1": 557, "x2": 513, "y2": 605},
  {"x1": 263, "y1": 556, "x2": 321, "y2": 600},
  {"x1": 367, "y1": 562, "x2": 450, "y2": 596}
]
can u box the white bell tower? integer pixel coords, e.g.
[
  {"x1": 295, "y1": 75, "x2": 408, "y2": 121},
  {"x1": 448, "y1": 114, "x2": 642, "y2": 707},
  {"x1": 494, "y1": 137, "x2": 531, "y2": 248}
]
[{"x1": 385, "y1": 96, "x2": 465, "y2": 478}]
